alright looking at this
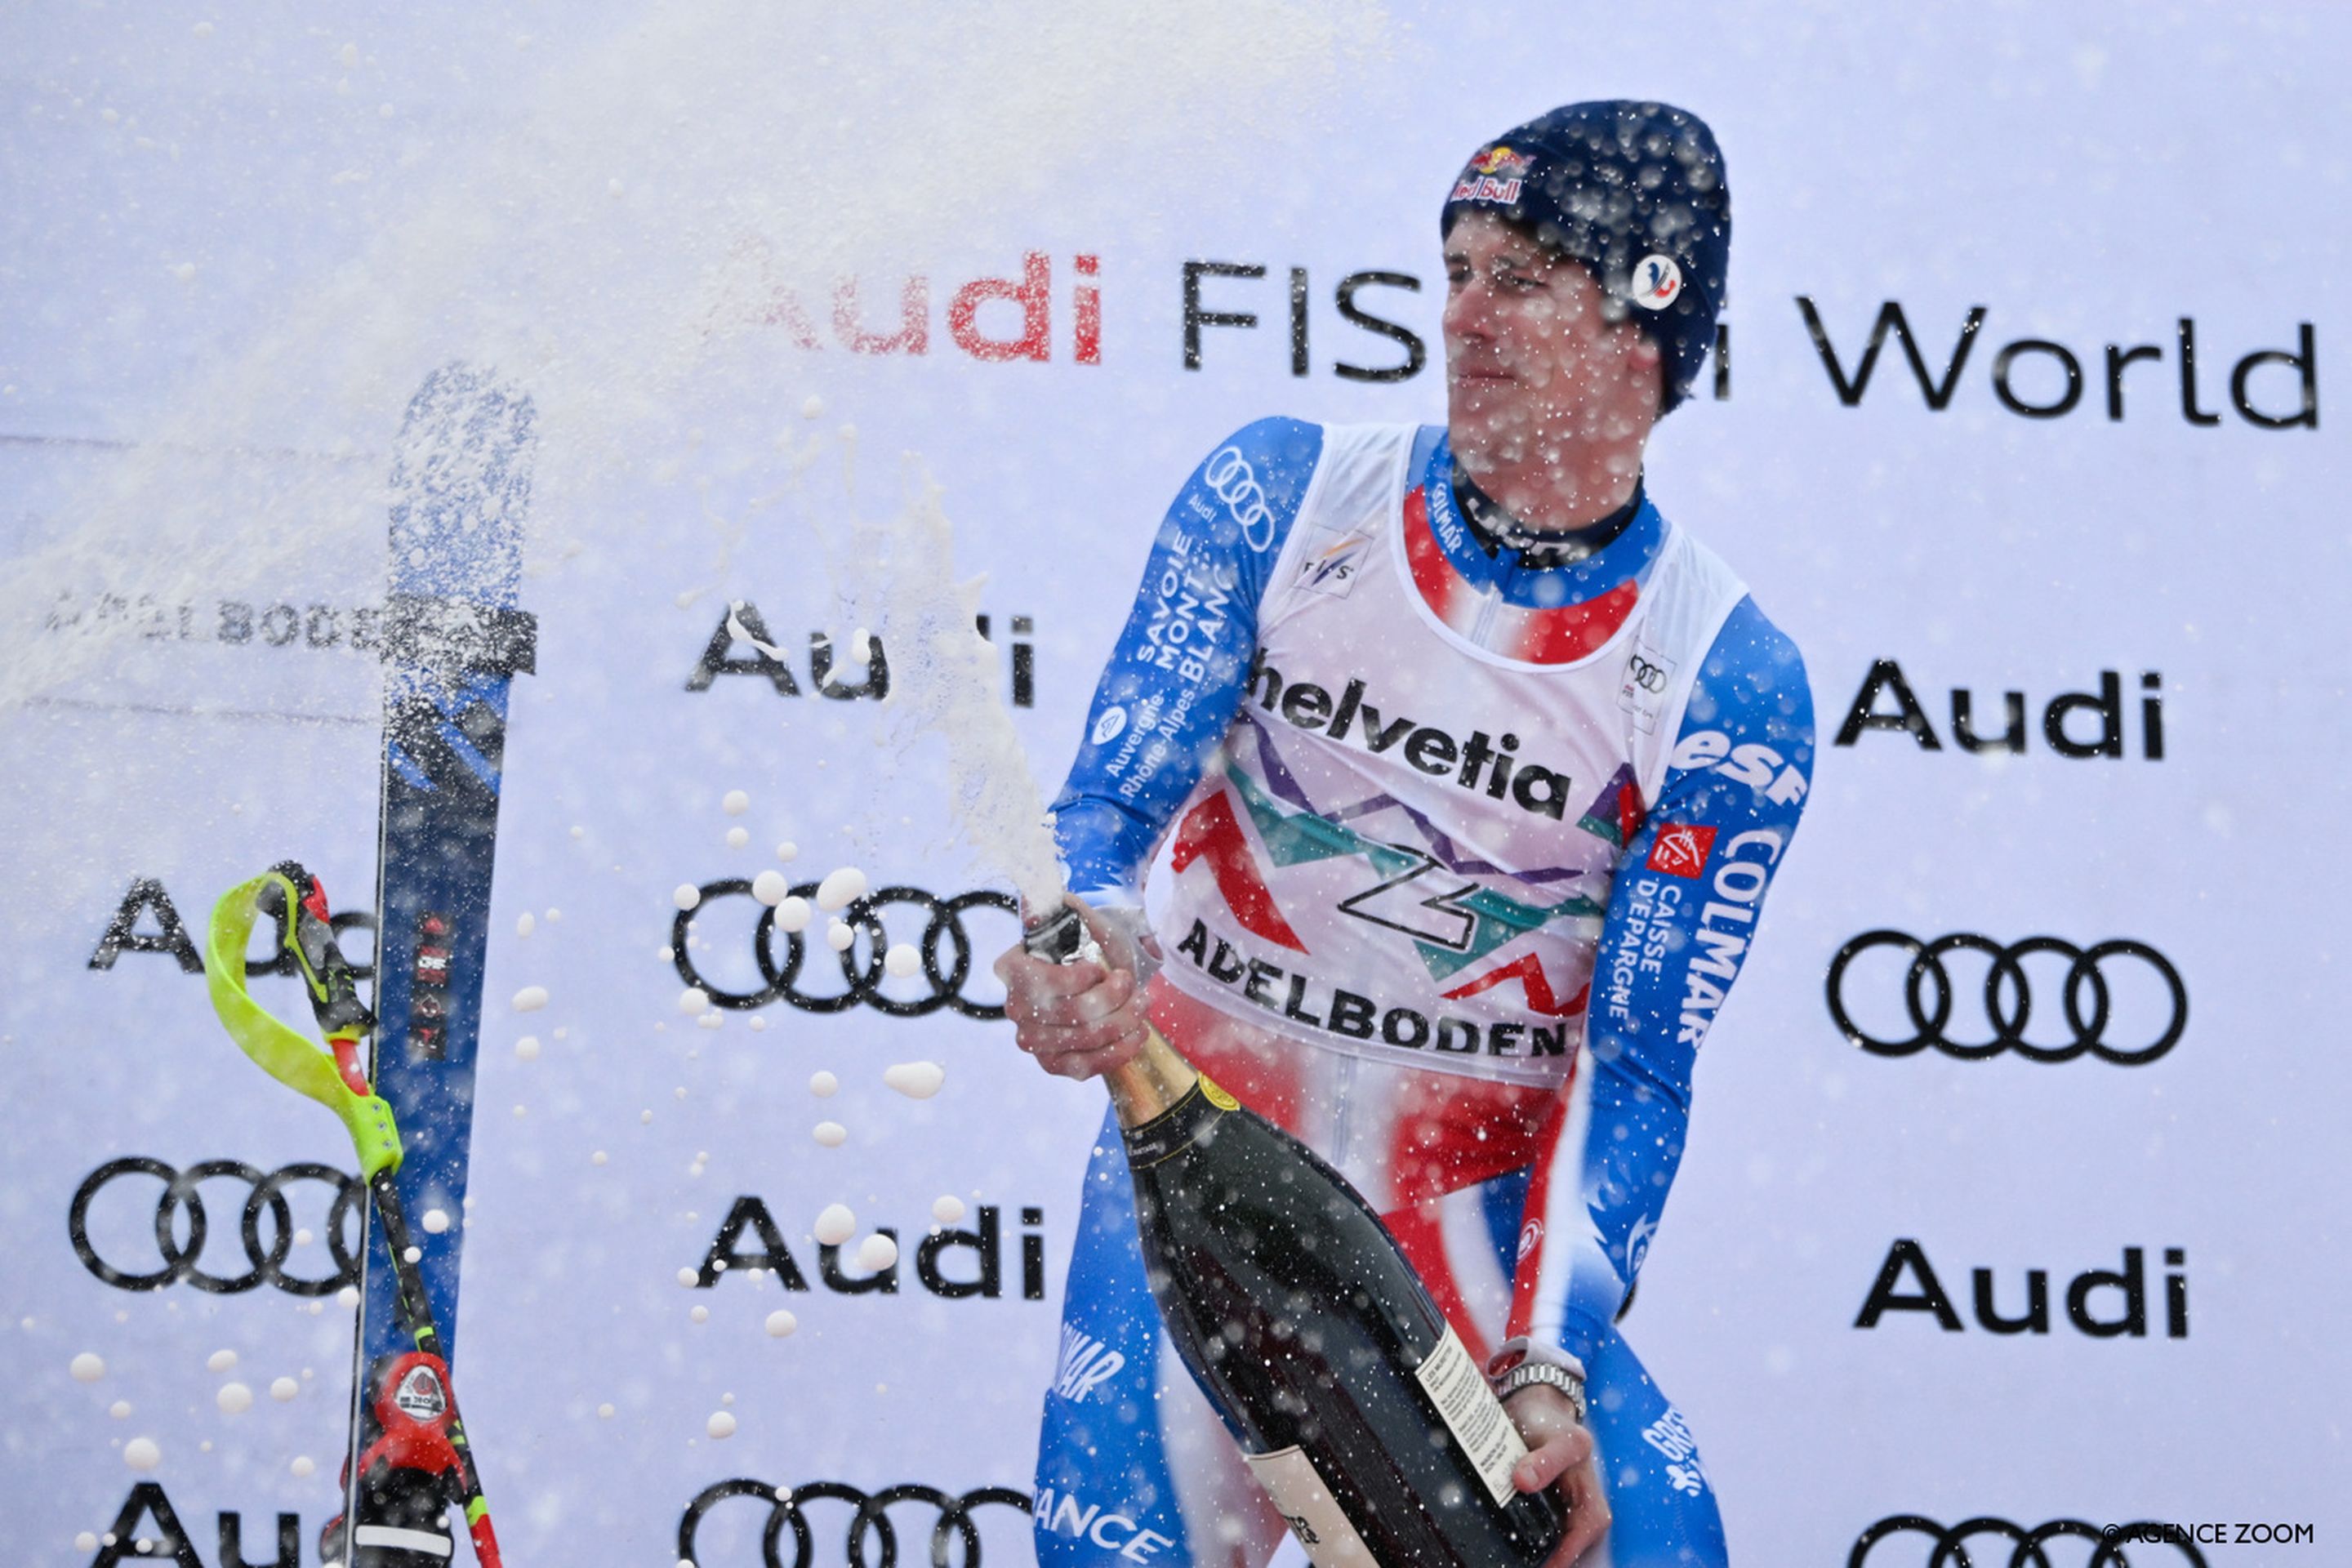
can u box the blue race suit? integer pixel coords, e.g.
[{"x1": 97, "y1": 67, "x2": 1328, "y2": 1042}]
[{"x1": 1034, "y1": 419, "x2": 1813, "y2": 1568}]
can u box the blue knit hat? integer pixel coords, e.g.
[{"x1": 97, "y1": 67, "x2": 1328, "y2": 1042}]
[{"x1": 1441, "y1": 100, "x2": 1730, "y2": 412}]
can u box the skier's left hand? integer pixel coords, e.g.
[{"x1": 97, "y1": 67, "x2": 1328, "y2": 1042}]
[{"x1": 1505, "y1": 1383, "x2": 1610, "y2": 1566}]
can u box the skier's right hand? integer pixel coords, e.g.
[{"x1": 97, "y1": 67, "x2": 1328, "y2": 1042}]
[{"x1": 994, "y1": 898, "x2": 1154, "y2": 1082}]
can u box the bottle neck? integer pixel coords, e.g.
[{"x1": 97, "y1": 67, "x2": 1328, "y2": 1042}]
[{"x1": 1102, "y1": 1027, "x2": 1200, "y2": 1129}]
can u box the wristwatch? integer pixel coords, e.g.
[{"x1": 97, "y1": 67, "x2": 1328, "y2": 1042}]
[{"x1": 1495, "y1": 1360, "x2": 1588, "y2": 1426}]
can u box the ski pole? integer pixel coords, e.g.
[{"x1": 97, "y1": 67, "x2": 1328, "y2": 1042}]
[{"x1": 207, "y1": 864, "x2": 506, "y2": 1568}]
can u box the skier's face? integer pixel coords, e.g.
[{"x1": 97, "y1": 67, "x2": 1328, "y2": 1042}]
[{"x1": 1441, "y1": 212, "x2": 1661, "y2": 492}]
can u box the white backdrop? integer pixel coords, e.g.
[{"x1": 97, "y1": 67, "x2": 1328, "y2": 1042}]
[{"x1": 3, "y1": 3, "x2": 2347, "y2": 1566}]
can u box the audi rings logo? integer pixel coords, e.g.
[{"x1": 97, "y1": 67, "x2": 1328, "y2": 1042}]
[
  {"x1": 1626, "y1": 653, "x2": 1668, "y2": 693},
  {"x1": 674, "y1": 881, "x2": 1019, "y2": 1018},
  {"x1": 1203, "y1": 444, "x2": 1277, "y2": 550},
  {"x1": 1850, "y1": 1515, "x2": 2205, "y2": 1567},
  {"x1": 1826, "y1": 932, "x2": 2187, "y2": 1064},
  {"x1": 679, "y1": 1479, "x2": 1030, "y2": 1568},
  {"x1": 69, "y1": 1158, "x2": 362, "y2": 1295}
]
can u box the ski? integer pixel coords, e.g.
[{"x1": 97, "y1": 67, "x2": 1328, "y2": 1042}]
[{"x1": 341, "y1": 364, "x2": 537, "y2": 1566}]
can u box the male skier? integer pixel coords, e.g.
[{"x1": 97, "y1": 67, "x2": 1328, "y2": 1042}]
[{"x1": 999, "y1": 100, "x2": 1813, "y2": 1568}]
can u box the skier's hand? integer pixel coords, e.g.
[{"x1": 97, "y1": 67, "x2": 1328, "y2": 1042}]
[
  {"x1": 1506, "y1": 1384, "x2": 1610, "y2": 1566},
  {"x1": 993, "y1": 898, "x2": 1154, "y2": 1082}
]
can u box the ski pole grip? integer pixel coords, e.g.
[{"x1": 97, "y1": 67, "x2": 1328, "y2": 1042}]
[
  {"x1": 207, "y1": 873, "x2": 404, "y2": 1180},
  {"x1": 263, "y1": 860, "x2": 376, "y2": 1042}
]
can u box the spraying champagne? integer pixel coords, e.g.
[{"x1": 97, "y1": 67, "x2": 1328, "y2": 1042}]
[{"x1": 1022, "y1": 905, "x2": 1565, "y2": 1568}]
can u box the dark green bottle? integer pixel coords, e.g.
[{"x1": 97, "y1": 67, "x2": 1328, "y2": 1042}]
[{"x1": 1117, "y1": 1070, "x2": 1565, "y2": 1567}]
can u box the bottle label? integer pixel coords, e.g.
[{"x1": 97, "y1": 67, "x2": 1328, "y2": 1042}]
[
  {"x1": 1120, "y1": 1080, "x2": 1227, "y2": 1168},
  {"x1": 1414, "y1": 1325, "x2": 1528, "y2": 1506},
  {"x1": 1245, "y1": 1446, "x2": 1378, "y2": 1568}
]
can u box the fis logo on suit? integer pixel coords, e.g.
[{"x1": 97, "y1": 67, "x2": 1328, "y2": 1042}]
[
  {"x1": 1826, "y1": 931, "x2": 2186, "y2": 1064},
  {"x1": 679, "y1": 1479, "x2": 1032, "y2": 1568},
  {"x1": 70, "y1": 1157, "x2": 361, "y2": 1295},
  {"x1": 1296, "y1": 525, "x2": 1370, "y2": 599},
  {"x1": 1856, "y1": 1241, "x2": 2189, "y2": 1340},
  {"x1": 79, "y1": 1481, "x2": 302, "y2": 1568},
  {"x1": 1850, "y1": 1514, "x2": 2209, "y2": 1567},
  {"x1": 1835, "y1": 662, "x2": 2166, "y2": 760},
  {"x1": 670, "y1": 879, "x2": 1018, "y2": 1018}
]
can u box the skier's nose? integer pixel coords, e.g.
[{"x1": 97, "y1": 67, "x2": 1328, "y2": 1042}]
[{"x1": 1442, "y1": 278, "x2": 1498, "y2": 344}]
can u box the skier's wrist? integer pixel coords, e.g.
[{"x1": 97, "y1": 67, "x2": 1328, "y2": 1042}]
[{"x1": 1486, "y1": 1337, "x2": 1588, "y2": 1423}]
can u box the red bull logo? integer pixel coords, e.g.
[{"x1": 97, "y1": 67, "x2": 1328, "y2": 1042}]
[
  {"x1": 1451, "y1": 173, "x2": 1524, "y2": 205},
  {"x1": 1451, "y1": 145, "x2": 1530, "y2": 205}
]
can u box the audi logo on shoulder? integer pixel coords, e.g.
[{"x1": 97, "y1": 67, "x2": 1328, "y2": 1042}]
[
  {"x1": 1626, "y1": 653, "x2": 1668, "y2": 693},
  {"x1": 69, "y1": 1157, "x2": 362, "y2": 1295},
  {"x1": 1851, "y1": 1514, "x2": 2206, "y2": 1566},
  {"x1": 1202, "y1": 445, "x2": 1277, "y2": 550},
  {"x1": 674, "y1": 880, "x2": 1017, "y2": 1019},
  {"x1": 1826, "y1": 931, "x2": 2186, "y2": 1064},
  {"x1": 680, "y1": 1479, "x2": 1030, "y2": 1568}
]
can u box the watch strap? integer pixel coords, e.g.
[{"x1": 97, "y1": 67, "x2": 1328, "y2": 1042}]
[{"x1": 1495, "y1": 1360, "x2": 1588, "y2": 1425}]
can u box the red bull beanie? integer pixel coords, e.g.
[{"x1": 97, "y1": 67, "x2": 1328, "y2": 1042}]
[{"x1": 1441, "y1": 100, "x2": 1731, "y2": 412}]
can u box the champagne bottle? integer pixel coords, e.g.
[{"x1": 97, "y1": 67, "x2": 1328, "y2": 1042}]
[{"x1": 1025, "y1": 907, "x2": 1564, "y2": 1568}]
